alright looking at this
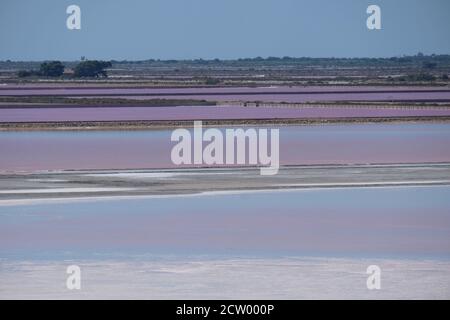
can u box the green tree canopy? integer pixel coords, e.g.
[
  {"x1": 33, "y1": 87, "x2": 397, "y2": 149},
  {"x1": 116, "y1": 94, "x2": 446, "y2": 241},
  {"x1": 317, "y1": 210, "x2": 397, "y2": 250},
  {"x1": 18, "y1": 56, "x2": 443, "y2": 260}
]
[
  {"x1": 40, "y1": 61, "x2": 65, "y2": 77},
  {"x1": 73, "y1": 60, "x2": 112, "y2": 78}
]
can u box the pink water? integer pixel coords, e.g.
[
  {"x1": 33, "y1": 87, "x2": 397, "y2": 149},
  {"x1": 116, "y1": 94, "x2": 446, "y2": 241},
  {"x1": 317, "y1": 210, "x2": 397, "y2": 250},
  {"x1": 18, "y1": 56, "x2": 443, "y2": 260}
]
[
  {"x1": 1, "y1": 105, "x2": 450, "y2": 123},
  {"x1": 1, "y1": 85, "x2": 450, "y2": 102},
  {"x1": 1, "y1": 123, "x2": 449, "y2": 171},
  {"x1": 1, "y1": 186, "x2": 450, "y2": 258}
]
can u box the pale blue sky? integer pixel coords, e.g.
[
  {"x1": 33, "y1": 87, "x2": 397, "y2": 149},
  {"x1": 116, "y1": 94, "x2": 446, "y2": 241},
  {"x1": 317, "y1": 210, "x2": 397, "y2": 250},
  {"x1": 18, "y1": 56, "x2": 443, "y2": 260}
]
[{"x1": 1, "y1": 0, "x2": 449, "y2": 61}]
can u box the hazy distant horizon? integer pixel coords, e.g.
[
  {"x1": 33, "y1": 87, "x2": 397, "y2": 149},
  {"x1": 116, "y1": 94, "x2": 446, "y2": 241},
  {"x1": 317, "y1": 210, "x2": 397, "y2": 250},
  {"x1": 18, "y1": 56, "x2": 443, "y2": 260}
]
[
  {"x1": 2, "y1": 53, "x2": 450, "y2": 63},
  {"x1": 1, "y1": 0, "x2": 450, "y2": 61}
]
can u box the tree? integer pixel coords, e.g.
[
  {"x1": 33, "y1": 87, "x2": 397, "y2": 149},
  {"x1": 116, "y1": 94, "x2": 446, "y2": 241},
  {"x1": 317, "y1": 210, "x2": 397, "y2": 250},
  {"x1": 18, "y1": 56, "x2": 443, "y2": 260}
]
[
  {"x1": 73, "y1": 60, "x2": 112, "y2": 78},
  {"x1": 40, "y1": 61, "x2": 65, "y2": 77}
]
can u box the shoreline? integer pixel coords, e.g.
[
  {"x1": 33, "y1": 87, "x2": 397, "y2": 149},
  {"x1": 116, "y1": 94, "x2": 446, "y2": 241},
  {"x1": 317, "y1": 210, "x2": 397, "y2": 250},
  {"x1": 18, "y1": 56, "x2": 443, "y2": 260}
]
[
  {"x1": 2, "y1": 116, "x2": 450, "y2": 131},
  {"x1": 1, "y1": 163, "x2": 449, "y2": 204},
  {"x1": 1, "y1": 183, "x2": 449, "y2": 207}
]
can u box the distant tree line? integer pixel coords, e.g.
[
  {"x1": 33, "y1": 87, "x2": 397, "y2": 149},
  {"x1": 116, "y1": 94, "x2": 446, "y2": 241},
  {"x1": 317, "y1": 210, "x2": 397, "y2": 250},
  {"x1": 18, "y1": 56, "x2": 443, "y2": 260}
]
[
  {"x1": 18, "y1": 60, "x2": 112, "y2": 78},
  {"x1": 105, "y1": 53, "x2": 450, "y2": 67},
  {"x1": 13, "y1": 53, "x2": 449, "y2": 82},
  {"x1": 13, "y1": 53, "x2": 450, "y2": 72}
]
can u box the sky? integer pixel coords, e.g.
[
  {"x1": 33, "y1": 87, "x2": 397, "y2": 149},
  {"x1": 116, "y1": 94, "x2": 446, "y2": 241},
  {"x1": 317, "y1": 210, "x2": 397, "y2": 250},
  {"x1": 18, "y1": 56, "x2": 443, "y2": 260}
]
[{"x1": 0, "y1": 0, "x2": 449, "y2": 61}]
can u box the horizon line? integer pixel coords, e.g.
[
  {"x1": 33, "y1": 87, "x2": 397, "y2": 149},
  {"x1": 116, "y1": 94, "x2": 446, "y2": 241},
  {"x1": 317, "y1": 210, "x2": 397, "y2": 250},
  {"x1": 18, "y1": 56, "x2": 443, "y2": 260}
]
[{"x1": 2, "y1": 53, "x2": 450, "y2": 63}]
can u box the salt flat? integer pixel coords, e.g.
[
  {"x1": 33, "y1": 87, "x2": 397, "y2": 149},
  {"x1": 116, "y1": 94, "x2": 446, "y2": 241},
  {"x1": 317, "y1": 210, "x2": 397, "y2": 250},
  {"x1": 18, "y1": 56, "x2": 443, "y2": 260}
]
[
  {"x1": 1, "y1": 257, "x2": 449, "y2": 299},
  {"x1": 1, "y1": 164, "x2": 449, "y2": 203},
  {"x1": 1, "y1": 169, "x2": 449, "y2": 299}
]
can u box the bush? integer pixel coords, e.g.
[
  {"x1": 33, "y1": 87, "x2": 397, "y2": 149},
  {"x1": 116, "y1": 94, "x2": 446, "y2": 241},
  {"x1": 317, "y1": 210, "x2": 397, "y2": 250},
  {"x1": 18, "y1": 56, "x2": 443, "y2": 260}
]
[
  {"x1": 410, "y1": 73, "x2": 435, "y2": 81},
  {"x1": 17, "y1": 61, "x2": 65, "y2": 78},
  {"x1": 204, "y1": 77, "x2": 221, "y2": 85},
  {"x1": 17, "y1": 70, "x2": 35, "y2": 78}
]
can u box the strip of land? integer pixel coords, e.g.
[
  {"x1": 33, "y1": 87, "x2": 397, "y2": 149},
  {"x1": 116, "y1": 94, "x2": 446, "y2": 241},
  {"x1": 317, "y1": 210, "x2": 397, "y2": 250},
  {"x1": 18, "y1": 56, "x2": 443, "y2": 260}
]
[
  {"x1": 1, "y1": 85, "x2": 449, "y2": 129},
  {"x1": 1, "y1": 163, "x2": 449, "y2": 204}
]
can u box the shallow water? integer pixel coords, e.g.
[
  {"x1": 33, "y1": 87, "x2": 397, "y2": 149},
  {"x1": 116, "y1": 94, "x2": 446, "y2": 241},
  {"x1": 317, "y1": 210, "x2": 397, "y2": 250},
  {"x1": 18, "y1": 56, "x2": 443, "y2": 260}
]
[
  {"x1": 1, "y1": 186, "x2": 449, "y2": 260},
  {"x1": 1, "y1": 175, "x2": 449, "y2": 299},
  {"x1": 2, "y1": 105, "x2": 450, "y2": 123},
  {"x1": 1, "y1": 85, "x2": 450, "y2": 103},
  {"x1": 1, "y1": 123, "x2": 450, "y2": 171}
]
